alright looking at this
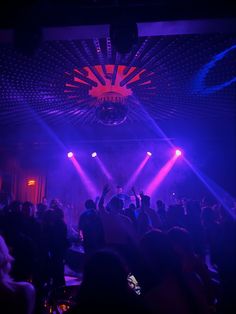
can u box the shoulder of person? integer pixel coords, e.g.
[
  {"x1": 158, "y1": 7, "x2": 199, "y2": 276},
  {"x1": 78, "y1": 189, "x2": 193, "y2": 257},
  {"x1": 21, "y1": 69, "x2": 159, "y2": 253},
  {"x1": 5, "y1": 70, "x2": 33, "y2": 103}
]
[
  {"x1": 79, "y1": 211, "x2": 89, "y2": 221},
  {"x1": 13, "y1": 281, "x2": 35, "y2": 297}
]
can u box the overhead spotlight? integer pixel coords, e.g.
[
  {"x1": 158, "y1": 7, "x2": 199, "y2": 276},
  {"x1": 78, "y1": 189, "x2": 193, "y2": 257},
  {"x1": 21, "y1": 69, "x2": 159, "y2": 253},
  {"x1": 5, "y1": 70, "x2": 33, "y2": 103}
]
[
  {"x1": 175, "y1": 149, "x2": 182, "y2": 157},
  {"x1": 92, "y1": 152, "x2": 97, "y2": 158},
  {"x1": 67, "y1": 152, "x2": 74, "y2": 158},
  {"x1": 147, "y1": 152, "x2": 152, "y2": 156}
]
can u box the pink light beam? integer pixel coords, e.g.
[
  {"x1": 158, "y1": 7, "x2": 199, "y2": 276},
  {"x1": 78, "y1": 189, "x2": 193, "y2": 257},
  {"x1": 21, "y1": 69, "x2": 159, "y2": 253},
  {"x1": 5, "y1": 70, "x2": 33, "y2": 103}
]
[
  {"x1": 125, "y1": 154, "x2": 151, "y2": 191},
  {"x1": 70, "y1": 156, "x2": 99, "y2": 197},
  {"x1": 145, "y1": 154, "x2": 178, "y2": 196},
  {"x1": 95, "y1": 157, "x2": 113, "y2": 181}
]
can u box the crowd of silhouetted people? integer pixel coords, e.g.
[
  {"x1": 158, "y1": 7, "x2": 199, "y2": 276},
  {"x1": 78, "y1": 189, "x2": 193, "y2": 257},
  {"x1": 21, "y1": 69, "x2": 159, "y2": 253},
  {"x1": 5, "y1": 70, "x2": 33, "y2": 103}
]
[
  {"x1": 0, "y1": 197, "x2": 69, "y2": 313},
  {"x1": 0, "y1": 186, "x2": 236, "y2": 314}
]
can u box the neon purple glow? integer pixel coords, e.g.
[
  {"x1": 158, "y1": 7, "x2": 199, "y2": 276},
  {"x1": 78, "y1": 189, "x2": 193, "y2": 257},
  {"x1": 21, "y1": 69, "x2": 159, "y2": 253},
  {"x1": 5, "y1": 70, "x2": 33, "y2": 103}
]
[
  {"x1": 70, "y1": 156, "x2": 99, "y2": 196},
  {"x1": 175, "y1": 149, "x2": 182, "y2": 157},
  {"x1": 147, "y1": 151, "x2": 152, "y2": 156},
  {"x1": 95, "y1": 157, "x2": 113, "y2": 180},
  {"x1": 125, "y1": 154, "x2": 150, "y2": 191},
  {"x1": 145, "y1": 155, "x2": 178, "y2": 196},
  {"x1": 92, "y1": 152, "x2": 97, "y2": 158},
  {"x1": 67, "y1": 152, "x2": 74, "y2": 158}
]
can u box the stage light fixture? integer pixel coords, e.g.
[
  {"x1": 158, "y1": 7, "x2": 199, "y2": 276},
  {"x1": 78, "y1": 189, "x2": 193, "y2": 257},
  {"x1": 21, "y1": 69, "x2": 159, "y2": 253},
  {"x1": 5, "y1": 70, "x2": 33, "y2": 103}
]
[
  {"x1": 67, "y1": 152, "x2": 74, "y2": 158},
  {"x1": 147, "y1": 152, "x2": 152, "y2": 156},
  {"x1": 175, "y1": 149, "x2": 182, "y2": 157},
  {"x1": 92, "y1": 152, "x2": 97, "y2": 158}
]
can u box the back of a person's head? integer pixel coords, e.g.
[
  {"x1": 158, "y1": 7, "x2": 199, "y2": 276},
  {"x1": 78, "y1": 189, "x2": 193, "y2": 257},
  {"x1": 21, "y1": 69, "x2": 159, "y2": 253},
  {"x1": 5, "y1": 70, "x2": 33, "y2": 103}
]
[
  {"x1": 22, "y1": 201, "x2": 34, "y2": 217},
  {"x1": 82, "y1": 250, "x2": 128, "y2": 294},
  {"x1": 140, "y1": 230, "x2": 180, "y2": 276},
  {"x1": 128, "y1": 203, "x2": 135, "y2": 210},
  {"x1": 36, "y1": 203, "x2": 47, "y2": 219},
  {"x1": 141, "y1": 195, "x2": 150, "y2": 208},
  {"x1": 53, "y1": 207, "x2": 64, "y2": 221},
  {"x1": 108, "y1": 197, "x2": 124, "y2": 213},
  {"x1": 8, "y1": 201, "x2": 22, "y2": 213},
  {"x1": 50, "y1": 198, "x2": 62, "y2": 210},
  {"x1": 0, "y1": 235, "x2": 13, "y2": 286},
  {"x1": 168, "y1": 227, "x2": 194, "y2": 255},
  {"x1": 85, "y1": 199, "x2": 96, "y2": 210}
]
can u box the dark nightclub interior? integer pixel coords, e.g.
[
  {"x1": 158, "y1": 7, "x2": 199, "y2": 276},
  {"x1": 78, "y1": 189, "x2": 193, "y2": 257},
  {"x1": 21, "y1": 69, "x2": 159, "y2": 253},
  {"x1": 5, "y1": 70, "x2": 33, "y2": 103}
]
[{"x1": 0, "y1": 1, "x2": 236, "y2": 314}]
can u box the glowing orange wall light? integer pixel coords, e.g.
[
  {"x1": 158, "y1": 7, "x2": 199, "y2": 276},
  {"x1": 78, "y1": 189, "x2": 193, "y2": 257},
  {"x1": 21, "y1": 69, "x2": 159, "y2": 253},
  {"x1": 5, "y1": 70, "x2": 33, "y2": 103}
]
[{"x1": 27, "y1": 179, "x2": 36, "y2": 187}]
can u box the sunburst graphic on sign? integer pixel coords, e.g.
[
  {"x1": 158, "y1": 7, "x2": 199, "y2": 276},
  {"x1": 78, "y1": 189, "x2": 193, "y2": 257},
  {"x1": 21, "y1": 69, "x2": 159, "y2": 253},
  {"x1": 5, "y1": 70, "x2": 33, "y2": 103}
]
[{"x1": 64, "y1": 64, "x2": 155, "y2": 125}]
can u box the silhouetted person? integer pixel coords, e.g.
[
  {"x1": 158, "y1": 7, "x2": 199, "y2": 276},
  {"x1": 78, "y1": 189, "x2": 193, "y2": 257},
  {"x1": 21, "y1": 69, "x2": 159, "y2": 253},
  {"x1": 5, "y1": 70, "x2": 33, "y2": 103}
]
[
  {"x1": 36, "y1": 203, "x2": 47, "y2": 223},
  {"x1": 99, "y1": 185, "x2": 137, "y2": 248},
  {"x1": 185, "y1": 200, "x2": 205, "y2": 258},
  {"x1": 136, "y1": 194, "x2": 159, "y2": 237},
  {"x1": 114, "y1": 185, "x2": 130, "y2": 208},
  {"x1": 78, "y1": 199, "x2": 104, "y2": 254},
  {"x1": 168, "y1": 227, "x2": 215, "y2": 312},
  {"x1": 124, "y1": 203, "x2": 137, "y2": 225},
  {"x1": 68, "y1": 250, "x2": 149, "y2": 314},
  {"x1": 98, "y1": 185, "x2": 140, "y2": 279},
  {"x1": 143, "y1": 195, "x2": 159, "y2": 228},
  {"x1": 1, "y1": 201, "x2": 36, "y2": 283},
  {"x1": 50, "y1": 208, "x2": 68, "y2": 287},
  {"x1": 0, "y1": 235, "x2": 35, "y2": 314},
  {"x1": 140, "y1": 230, "x2": 207, "y2": 314},
  {"x1": 45, "y1": 207, "x2": 68, "y2": 288},
  {"x1": 201, "y1": 207, "x2": 221, "y2": 267},
  {"x1": 156, "y1": 200, "x2": 167, "y2": 230},
  {"x1": 202, "y1": 207, "x2": 236, "y2": 314}
]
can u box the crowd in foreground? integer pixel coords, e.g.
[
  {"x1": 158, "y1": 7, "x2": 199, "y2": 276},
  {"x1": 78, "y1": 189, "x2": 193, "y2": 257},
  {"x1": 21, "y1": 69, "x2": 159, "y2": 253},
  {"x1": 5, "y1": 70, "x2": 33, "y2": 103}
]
[{"x1": 0, "y1": 185, "x2": 236, "y2": 314}]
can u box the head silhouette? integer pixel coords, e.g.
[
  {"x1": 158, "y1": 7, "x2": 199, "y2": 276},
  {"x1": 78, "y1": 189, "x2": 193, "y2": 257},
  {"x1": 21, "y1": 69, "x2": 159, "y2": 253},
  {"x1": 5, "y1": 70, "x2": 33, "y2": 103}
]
[
  {"x1": 85, "y1": 199, "x2": 96, "y2": 210},
  {"x1": 168, "y1": 227, "x2": 194, "y2": 256},
  {"x1": 108, "y1": 196, "x2": 124, "y2": 213},
  {"x1": 22, "y1": 201, "x2": 34, "y2": 217},
  {"x1": 129, "y1": 203, "x2": 136, "y2": 210},
  {"x1": 116, "y1": 185, "x2": 123, "y2": 194},
  {"x1": 141, "y1": 195, "x2": 150, "y2": 208},
  {"x1": 140, "y1": 230, "x2": 180, "y2": 280},
  {"x1": 81, "y1": 250, "x2": 128, "y2": 300}
]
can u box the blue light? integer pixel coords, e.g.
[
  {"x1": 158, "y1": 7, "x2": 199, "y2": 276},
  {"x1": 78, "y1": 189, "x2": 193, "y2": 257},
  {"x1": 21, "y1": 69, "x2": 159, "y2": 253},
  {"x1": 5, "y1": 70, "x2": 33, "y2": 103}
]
[{"x1": 193, "y1": 44, "x2": 236, "y2": 94}]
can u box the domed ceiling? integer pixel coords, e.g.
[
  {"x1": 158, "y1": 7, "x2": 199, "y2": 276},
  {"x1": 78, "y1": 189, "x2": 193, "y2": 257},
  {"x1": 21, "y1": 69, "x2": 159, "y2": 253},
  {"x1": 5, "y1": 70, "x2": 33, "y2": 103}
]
[{"x1": 0, "y1": 30, "x2": 235, "y2": 143}]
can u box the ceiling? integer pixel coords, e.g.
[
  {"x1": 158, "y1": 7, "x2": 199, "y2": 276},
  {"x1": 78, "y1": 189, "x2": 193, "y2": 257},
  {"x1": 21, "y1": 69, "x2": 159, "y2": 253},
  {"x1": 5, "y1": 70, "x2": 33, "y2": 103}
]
[
  {"x1": 0, "y1": 1, "x2": 235, "y2": 29},
  {"x1": 0, "y1": 5, "x2": 235, "y2": 146}
]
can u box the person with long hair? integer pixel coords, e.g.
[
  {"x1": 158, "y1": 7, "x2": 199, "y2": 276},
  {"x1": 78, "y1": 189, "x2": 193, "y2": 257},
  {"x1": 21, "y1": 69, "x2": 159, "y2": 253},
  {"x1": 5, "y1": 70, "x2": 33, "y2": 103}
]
[
  {"x1": 0, "y1": 235, "x2": 35, "y2": 314},
  {"x1": 68, "y1": 250, "x2": 149, "y2": 314}
]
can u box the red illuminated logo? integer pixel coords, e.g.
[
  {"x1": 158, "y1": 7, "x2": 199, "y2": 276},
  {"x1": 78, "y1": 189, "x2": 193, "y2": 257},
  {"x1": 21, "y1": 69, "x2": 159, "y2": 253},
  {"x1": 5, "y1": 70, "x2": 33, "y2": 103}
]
[{"x1": 65, "y1": 64, "x2": 154, "y2": 102}]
